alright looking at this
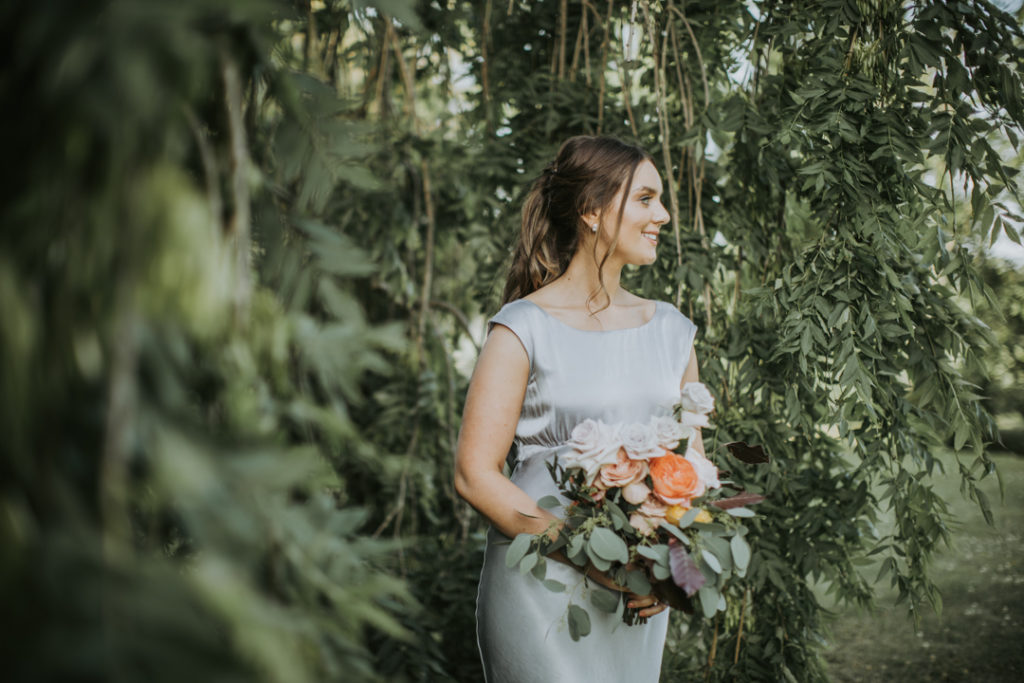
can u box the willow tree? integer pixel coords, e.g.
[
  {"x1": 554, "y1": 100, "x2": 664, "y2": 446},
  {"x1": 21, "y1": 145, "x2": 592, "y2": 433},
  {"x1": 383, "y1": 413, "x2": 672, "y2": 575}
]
[{"x1": 336, "y1": 0, "x2": 1023, "y2": 679}]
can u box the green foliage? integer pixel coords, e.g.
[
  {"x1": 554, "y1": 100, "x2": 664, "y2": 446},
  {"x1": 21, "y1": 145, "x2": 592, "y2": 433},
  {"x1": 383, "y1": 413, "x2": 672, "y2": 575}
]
[{"x1": 1, "y1": 1, "x2": 418, "y2": 681}]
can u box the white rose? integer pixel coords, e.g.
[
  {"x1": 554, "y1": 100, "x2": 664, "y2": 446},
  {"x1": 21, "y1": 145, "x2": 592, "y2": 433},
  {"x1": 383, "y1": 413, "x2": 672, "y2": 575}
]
[
  {"x1": 684, "y1": 447, "x2": 721, "y2": 491},
  {"x1": 561, "y1": 419, "x2": 622, "y2": 482},
  {"x1": 619, "y1": 421, "x2": 664, "y2": 461},
  {"x1": 680, "y1": 382, "x2": 715, "y2": 415},
  {"x1": 677, "y1": 411, "x2": 710, "y2": 445},
  {"x1": 650, "y1": 414, "x2": 690, "y2": 449}
]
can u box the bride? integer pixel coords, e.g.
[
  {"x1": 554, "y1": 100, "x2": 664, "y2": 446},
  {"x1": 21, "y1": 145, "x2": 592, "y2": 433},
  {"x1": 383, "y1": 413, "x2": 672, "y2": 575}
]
[{"x1": 454, "y1": 135, "x2": 703, "y2": 682}]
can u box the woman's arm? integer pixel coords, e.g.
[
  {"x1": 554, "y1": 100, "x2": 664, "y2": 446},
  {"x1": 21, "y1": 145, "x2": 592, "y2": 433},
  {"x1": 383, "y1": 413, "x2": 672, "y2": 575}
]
[
  {"x1": 454, "y1": 323, "x2": 558, "y2": 540},
  {"x1": 453, "y1": 324, "x2": 632, "y2": 594}
]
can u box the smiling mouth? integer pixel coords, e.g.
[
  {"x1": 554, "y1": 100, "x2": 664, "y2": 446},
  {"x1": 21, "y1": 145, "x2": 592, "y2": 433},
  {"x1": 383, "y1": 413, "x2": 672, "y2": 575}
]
[{"x1": 642, "y1": 231, "x2": 659, "y2": 245}]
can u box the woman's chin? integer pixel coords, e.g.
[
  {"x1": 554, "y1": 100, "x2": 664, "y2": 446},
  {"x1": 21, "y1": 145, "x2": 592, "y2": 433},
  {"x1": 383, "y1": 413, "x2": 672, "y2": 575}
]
[{"x1": 635, "y1": 250, "x2": 658, "y2": 266}]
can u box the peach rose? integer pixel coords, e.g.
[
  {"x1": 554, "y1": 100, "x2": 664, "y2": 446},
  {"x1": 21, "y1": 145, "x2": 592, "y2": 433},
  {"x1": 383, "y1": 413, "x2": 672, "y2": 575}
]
[
  {"x1": 639, "y1": 497, "x2": 668, "y2": 518},
  {"x1": 599, "y1": 448, "x2": 647, "y2": 488},
  {"x1": 649, "y1": 450, "x2": 702, "y2": 506},
  {"x1": 629, "y1": 498, "x2": 667, "y2": 536},
  {"x1": 588, "y1": 478, "x2": 607, "y2": 502},
  {"x1": 629, "y1": 513, "x2": 659, "y2": 536}
]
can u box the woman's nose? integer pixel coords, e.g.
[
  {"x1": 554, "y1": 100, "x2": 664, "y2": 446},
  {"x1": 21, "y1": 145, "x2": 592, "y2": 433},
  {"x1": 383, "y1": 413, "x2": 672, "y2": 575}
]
[{"x1": 654, "y1": 202, "x2": 670, "y2": 225}]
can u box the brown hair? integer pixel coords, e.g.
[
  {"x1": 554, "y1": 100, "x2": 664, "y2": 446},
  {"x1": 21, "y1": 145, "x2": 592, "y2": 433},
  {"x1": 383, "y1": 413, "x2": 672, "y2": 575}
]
[{"x1": 501, "y1": 135, "x2": 655, "y2": 310}]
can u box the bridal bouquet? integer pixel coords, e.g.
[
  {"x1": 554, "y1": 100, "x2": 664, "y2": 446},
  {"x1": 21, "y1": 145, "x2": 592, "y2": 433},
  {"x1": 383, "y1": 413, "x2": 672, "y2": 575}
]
[{"x1": 505, "y1": 382, "x2": 768, "y2": 640}]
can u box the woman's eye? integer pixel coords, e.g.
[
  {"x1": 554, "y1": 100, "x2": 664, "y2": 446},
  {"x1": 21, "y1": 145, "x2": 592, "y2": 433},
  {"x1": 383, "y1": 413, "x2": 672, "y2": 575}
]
[{"x1": 640, "y1": 196, "x2": 652, "y2": 205}]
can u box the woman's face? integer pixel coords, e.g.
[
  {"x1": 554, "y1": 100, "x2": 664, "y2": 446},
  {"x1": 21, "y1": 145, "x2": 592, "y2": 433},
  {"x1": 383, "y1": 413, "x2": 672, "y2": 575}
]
[{"x1": 593, "y1": 160, "x2": 670, "y2": 267}]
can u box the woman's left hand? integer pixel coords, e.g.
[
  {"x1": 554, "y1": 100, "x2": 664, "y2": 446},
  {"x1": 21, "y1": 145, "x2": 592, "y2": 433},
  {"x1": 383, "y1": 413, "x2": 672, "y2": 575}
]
[{"x1": 626, "y1": 591, "x2": 669, "y2": 618}]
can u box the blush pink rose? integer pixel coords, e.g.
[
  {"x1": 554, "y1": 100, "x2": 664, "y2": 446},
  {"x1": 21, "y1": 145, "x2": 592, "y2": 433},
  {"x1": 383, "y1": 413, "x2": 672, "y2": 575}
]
[
  {"x1": 599, "y1": 448, "x2": 647, "y2": 488},
  {"x1": 629, "y1": 513, "x2": 659, "y2": 536},
  {"x1": 629, "y1": 497, "x2": 668, "y2": 536},
  {"x1": 639, "y1": 497, "x2": 668, "y2": 518}
]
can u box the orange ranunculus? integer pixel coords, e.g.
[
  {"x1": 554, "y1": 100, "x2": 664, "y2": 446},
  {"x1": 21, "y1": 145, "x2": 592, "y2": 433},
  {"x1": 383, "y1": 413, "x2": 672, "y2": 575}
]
[{"x1": 649, "y1": 451, "x2": 701, "y2": 506}]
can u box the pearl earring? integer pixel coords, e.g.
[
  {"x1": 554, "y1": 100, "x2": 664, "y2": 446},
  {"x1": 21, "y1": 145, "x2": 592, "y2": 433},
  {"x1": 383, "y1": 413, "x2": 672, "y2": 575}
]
[{"x1": 591, "y1": 223, "x2": 598, "y2": 233}]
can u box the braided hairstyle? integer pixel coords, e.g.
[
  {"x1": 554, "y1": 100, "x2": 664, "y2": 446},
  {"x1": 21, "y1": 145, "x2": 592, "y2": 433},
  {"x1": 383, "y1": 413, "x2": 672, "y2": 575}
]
[{"x1": 501, "y1": 135, "x2": 655, "y2": 311}]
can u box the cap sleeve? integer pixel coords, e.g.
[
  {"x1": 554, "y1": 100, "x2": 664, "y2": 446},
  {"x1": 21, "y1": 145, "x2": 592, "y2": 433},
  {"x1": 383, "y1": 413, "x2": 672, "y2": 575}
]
[
  {"x1": 487, "y1": 300, "x2": 537, "y2": 371},
  {"x1": 668, "y1": 305, "x2": 699, "y2": 376}
]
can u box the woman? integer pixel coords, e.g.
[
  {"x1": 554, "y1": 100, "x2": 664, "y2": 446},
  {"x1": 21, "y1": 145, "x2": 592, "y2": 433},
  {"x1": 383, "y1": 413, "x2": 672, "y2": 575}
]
[{"x1": 454, "y1": 135, "x2": 704, "y2": 682}]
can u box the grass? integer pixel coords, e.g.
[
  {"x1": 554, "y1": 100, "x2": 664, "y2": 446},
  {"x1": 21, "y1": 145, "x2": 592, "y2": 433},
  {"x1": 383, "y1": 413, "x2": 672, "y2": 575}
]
[{"x1": 821, "y1": 450, "x2": 1024, "y2": 682}]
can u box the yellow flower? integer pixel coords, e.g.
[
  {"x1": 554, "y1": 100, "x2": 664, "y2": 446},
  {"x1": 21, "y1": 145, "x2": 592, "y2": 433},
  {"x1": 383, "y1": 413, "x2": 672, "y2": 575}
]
[
  {"x1": 694, "y1": 508, "x2": 713, "y2": 524},
  {"x1": 665, "y1": 504, "x2": 688, "y2": 525}
]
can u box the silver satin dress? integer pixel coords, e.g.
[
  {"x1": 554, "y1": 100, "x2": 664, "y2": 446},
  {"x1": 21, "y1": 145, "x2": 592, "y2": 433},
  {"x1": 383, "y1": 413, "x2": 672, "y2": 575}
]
[{"x1": 475, "y1": 298, "x2": 699, "y2": 683}]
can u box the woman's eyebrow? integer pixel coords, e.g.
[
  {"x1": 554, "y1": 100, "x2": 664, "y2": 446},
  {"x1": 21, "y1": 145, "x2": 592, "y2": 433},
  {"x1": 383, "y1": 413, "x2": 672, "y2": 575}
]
[{"x1": 633, "y1": 185, "x2": 662, "y2": 196}]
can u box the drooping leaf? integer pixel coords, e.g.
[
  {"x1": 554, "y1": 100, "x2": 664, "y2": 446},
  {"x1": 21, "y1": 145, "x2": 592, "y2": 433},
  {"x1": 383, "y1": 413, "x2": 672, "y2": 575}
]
[
  {"x1": 505, "y1": 533, "x2": 532, "y2": 569},
  {"x1": 668, "y1": 539, "x2": 706, "y2": 597},
  {"x1": 698, "y1": 585, "x2": 720, "y2": 618},
  {"x1": 731, "y1": 534, "x2": 752, "y2": 571},
  {"x1": 567, "y1": 604, "x2": 591, "y2": 641}
]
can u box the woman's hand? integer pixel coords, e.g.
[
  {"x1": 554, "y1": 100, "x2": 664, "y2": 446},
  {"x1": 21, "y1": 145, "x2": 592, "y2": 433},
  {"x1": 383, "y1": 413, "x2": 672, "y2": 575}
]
[
  {"x1": 575, "y1": 560, "x2": 669, "y2": 618},
  {"x1": 626, "y1": 592, "x2": 669, "y2": 618}
]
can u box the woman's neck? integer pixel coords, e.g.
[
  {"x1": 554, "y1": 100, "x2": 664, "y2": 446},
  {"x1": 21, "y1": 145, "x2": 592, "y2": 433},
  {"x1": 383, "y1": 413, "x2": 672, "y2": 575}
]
[{"x1": 552, "y1": 244, "x2": 626, "y2": 308}]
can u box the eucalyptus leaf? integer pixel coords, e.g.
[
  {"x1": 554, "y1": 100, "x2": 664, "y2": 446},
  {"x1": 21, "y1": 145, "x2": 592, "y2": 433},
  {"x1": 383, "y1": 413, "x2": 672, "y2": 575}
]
[
  {"x1": 537, "y1": 495, "x2": 562, "y2": 510},
  {"x1": 731, "y1": 534, "x2": 752, "y2": 571},
  {"x1": 626, "y1": 569, "x2": 652, "y2": 596},
  {"x1": 588, "y1": 527, "x2": 629, "y2": 564},
  {"x1": 505, "y1": 533, "x2": 532, "y2": 569},
  {"x1": 701, "y1": 549, "x2": 722, "y2": 574},
  {"x1": 590, "y1": 588, "x2": 621, "y2": 613},
  {"x1": 698, "y1": 586, "x2": 719, "y2": 618},
  {"x1": 567, "y1": 604, "x2": 591, "y2": 641}
]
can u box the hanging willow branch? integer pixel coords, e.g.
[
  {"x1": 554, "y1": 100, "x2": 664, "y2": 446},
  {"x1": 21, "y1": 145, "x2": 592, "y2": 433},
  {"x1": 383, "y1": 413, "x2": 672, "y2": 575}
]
[
  {"x1": 596, "y1": 0, "x2": 614, "y2": 133},
  {"x1": 558, "y1": 0, "x2": 568, "y2": 80},
  {"x1": 667, "y1": 2, "x2": 713, "y2": 327},
  {"x1": 482, "y1": 0, "x2": 493, "y2": 133},
  {"x1": 619, "y1": 2, "x2": 640, "y2": 138},
  {"x1": 640, "y1": 0, "x2": 683, "y2": 307}
]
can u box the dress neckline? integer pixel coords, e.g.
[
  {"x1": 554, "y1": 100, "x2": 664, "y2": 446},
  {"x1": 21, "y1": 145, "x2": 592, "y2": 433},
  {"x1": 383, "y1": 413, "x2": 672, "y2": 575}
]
[{"x1": 518, "y1": 299, "x2": 662, "y2": 333}]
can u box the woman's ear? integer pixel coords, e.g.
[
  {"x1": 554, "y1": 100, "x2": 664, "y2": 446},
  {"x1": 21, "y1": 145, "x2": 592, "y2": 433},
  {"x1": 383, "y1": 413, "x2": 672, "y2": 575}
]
[{"x1": 580, "y1": 208, "x2": 601, "y2": 231}]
